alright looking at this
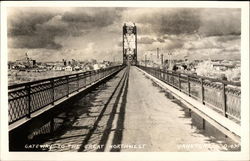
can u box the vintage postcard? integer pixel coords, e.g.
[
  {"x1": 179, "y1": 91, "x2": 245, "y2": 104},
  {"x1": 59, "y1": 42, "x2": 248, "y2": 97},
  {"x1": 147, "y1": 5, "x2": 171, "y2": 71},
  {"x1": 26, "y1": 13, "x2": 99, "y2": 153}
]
[{"x1": 0, "y1": 1, "x2": 249, "y2": 161}]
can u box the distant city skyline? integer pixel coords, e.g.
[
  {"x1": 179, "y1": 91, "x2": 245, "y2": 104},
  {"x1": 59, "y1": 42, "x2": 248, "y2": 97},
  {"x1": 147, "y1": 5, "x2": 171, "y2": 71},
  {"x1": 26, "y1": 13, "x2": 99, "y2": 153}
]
[{"x1": 8, "y1": 7, "x2": 241, "y2": 62}]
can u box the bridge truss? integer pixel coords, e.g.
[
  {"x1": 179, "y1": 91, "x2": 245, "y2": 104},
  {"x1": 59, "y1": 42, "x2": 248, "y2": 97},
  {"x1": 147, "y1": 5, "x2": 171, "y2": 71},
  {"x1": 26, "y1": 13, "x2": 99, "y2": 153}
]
[{"x1": 123, "y1": 22, "x2": 137, "y2": 65}]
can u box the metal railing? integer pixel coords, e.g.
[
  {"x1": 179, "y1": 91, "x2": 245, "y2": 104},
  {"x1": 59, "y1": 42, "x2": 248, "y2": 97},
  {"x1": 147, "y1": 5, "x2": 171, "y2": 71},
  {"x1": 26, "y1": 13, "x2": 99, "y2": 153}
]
[
  {"x1": 138, "y1": 65, "x2": 241, "y2": 122},
  {"x1": 8, "y1": 65, "x2": 124, "y2": 125}
]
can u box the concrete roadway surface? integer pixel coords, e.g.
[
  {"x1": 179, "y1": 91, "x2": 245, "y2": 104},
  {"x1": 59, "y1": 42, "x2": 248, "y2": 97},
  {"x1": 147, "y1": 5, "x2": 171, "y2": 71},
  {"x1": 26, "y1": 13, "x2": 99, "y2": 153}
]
[{"x1": 42, "y1": 66, "x2": 238, "y2": 152}]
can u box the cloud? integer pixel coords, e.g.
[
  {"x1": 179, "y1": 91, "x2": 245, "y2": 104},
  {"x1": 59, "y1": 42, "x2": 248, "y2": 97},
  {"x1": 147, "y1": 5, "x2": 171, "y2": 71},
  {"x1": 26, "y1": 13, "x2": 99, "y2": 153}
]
[
  {"x1": 183, "y1": 35, "x2": 240, "y2": 51},
  {"x1": 7, "y1": 7, "x2": 241, "y2": 61},
  {"x1": 164, "y1": 39, "x2": 184, "y2": 50},
  {"x1": 198, "y1": 9, "x2": 241, "y2": 36},
  {"x1": 158, "y1": 9, "x2": 201, "y2": 35},
  {"x1": 7, "y1": 8, "x2": 57, "y2": 36},
  {"x1": 134, "y1": 8, "x2": 201, "y2": 36},
  {"x1": 174, "y1": 35, "x2": 240, "y2": 60},
  {"x1": 216, "y1": 35, "x2": 240, "y2": 42},
  {"x1": 128, "y1": 8, "x2": 240, "y2": 37},
  {"x1": 62, "y1": 8, "x2": 123, "y2": 28},
  {"x1": 157, "y1": 38, "x2": 165, "y2": 43},
  {"x1": 184, "y1": 37, "x2": 221, "y2": 50},
  {"x1": 8, "y1": 9, "x2": 64, "y2": 49},
  {"x1": 138, "y1": 36, "x2": 156, "y2": 44},
  {"x1": 7, "y1": 7, "x2": 124, "y2": 49},
  {"x1": 8, "y1": 35, "x2": 62, "y2": 49}
]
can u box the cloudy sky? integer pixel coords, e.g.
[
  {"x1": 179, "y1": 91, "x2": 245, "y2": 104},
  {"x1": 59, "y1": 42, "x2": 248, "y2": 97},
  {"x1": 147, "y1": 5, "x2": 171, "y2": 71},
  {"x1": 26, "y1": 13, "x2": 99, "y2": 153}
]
[{"x1": 7, "y1": 7, "x2": 241, "y2": 62}]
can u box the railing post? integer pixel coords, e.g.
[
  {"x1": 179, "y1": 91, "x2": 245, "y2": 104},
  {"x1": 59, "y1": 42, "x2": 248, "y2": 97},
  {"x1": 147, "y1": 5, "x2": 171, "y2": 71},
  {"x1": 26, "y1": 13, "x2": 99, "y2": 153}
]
[
  {"x1": 89, "y1": 71, "x2": 92, "y2": 83},
  {"x1": 97, "y1": 70, "x2": 99, "y2": 80},
  {"x1": 102, "y1": 69, "x2": 104, "y2": 78},
  {"x1": 167, "y1": 71, "x2": 169, "y2": 83},
  {"x1": 222, "y1": 83, "x2": 228, "y2": 117},
  {"x1": 178, "y1": 73, "x2": 181, "y2": 91},
  {"x1": 163, "y1": 70, "x2": 166, "y2": 82},
  {"x1": 200, "y1": 78, "x2": 204, "y2": 104},
  {"x1": 95, "y1": 70, "x2": 98, "y2": 81},
  {"x1": 50, "y1": 79, "x2": 54, "y2": 105},
  {"x1": 77, "y1": 74, "x2": 80, "y2": 92},
  {"x1": 98, "y1": 70, "x2": 101, "y2": 80},
  {"x1": 66, "y1": 76, "x2": 69, "y2": 97},
  {"x1": 93, "y1": 71, "x2": 96, "y2": 82},
  {"x1": 26, "y1": 84, "x2": 31, "y2": 118},
  {"x1": 84, "y1": 74, "x2": 87, "y2": 87},
  {"x1": 172, "y1": 72, "x2": 174, "y2": 86},
  {"x1": 187, "y1": 75, "x2": 191, "y2": 96}
]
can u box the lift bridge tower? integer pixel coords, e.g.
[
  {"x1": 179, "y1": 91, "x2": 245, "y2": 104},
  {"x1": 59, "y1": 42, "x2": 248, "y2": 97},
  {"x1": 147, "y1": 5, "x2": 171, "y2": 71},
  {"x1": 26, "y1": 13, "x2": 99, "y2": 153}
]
[{"x1": 123, "y1": 22, "x2": 137, "y2": 65}]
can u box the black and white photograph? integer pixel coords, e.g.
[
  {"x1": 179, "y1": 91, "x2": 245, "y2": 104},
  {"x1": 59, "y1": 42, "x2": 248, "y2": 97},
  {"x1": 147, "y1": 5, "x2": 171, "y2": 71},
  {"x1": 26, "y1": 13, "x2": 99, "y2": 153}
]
[{"x1": 0, "y1": 1, "x2": 249, "y2": 161}]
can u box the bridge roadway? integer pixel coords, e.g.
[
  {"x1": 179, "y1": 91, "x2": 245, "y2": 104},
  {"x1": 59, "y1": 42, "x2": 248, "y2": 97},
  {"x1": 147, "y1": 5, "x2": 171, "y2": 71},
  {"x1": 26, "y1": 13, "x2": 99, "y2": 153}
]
[{"x1": 40, "y1": 66, "x2": 237, "y2": 152}]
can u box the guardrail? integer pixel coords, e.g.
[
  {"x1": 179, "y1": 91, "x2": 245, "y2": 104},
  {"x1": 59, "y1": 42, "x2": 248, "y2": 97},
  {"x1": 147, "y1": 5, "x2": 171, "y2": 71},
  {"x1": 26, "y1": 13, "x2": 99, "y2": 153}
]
[
  {"x1": 137, "y1": 65, "x2": 241, "y2": 122},
  {"x1": 8, "y1": 65, "x2": 124, "y2": 125}
]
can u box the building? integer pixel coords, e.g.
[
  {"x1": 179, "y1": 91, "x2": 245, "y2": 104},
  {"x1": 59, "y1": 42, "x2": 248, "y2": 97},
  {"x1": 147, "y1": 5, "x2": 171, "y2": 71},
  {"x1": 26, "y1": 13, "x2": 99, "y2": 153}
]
[
  {"x1": 212, "y1": 63, "x2": 235, "y2": 71},
  {"x1": 15, "y1": 53, "x2": 36, "y2": 68},
  {"x1": 74, "y1": 66, "x2": 80, "y2": 71},
  {"x1": 93, "y1": 64, "x2": 100, "y2": 70},
  {"x1": 65, "y1": 66, "x2": 73, "y2": 71},
  {"x1": 52, "y1": 65, "x2": 64, "y2": 71}
]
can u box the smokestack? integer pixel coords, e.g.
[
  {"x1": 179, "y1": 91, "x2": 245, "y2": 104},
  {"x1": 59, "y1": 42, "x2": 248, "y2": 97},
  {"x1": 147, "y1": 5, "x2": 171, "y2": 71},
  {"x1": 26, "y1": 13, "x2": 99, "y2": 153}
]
[
  {"x1": 157, "y1": 48, "x2": 159, "y2": 59},
  {"x1": 161, "y1": 54, "x2": 164, "y2": 66}
]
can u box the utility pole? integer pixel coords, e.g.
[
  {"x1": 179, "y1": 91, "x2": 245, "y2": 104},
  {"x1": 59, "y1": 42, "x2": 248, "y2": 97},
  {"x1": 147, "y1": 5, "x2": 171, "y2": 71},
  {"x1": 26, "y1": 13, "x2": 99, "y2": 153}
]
[
  {"x1": 168, "y1": 51, "x2": 172, "y2": 69},
  {"x1": 150, "y1": 53, "x2": 152, "y2": 67},
  {"x1": 157, "y1": 48, "x2": 159, "y2": 59},
  {"x1": 161, "y1": 53, "x2": 164, "y2": 67},
  {"x1": 145, "y1": 54, "x2": 147, "y2": 67}
]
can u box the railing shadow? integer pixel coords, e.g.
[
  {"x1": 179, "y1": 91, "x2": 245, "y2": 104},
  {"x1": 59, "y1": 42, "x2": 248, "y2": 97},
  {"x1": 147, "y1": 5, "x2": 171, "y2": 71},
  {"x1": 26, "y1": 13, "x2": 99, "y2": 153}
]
[
  {"x1": 77, "y1": 69, "x2": 128, "y2": 152},
  {"x1": 95, "y1": 68, "x2": 129, "y2": 152},
  {"x1": 20, "y1": 89, "x2": 104, "y2": 151},
  {"x1": 10, "y1": 78, "x2": 116, "y2": 151},
  {"x1": 109, "y1": 67, "x2": 129, "y2": 152},
  {"x1": 150, "y1": 79, "x2": 240, "y2": 151}
]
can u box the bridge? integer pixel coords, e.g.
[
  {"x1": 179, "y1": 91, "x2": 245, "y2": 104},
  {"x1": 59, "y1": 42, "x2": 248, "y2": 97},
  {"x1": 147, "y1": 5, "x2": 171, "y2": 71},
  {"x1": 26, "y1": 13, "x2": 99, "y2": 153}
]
[{"x1": 8, "y1": 23, "x2": 241, "y2": 152}]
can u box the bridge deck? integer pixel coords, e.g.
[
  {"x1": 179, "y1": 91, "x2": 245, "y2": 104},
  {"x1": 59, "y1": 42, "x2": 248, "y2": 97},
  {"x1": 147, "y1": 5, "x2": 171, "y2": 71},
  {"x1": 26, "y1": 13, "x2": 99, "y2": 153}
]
[{"x1": 32, "y1": 66, "x2": 238, "y2": 152}]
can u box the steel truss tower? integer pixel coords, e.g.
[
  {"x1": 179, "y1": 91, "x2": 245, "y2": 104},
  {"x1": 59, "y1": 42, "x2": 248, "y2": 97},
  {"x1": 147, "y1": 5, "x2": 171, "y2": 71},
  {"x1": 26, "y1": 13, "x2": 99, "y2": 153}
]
[{"x1": 123, "y1": 23, "x2": 137, "y2": 65}]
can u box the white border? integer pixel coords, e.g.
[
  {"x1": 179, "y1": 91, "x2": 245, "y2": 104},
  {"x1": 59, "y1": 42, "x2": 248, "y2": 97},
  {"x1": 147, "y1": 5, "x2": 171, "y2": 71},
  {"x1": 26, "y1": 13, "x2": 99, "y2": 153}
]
[{"x1": 1, "y1": 1, "x2": 249, "y2": 161}]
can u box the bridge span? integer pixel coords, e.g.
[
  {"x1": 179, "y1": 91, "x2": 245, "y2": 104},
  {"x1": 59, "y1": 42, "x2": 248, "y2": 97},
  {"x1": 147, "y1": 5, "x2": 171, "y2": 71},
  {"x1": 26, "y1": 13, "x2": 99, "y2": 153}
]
[{"x1": 9, "y1": 66, "x2": 240, "y2": 152}]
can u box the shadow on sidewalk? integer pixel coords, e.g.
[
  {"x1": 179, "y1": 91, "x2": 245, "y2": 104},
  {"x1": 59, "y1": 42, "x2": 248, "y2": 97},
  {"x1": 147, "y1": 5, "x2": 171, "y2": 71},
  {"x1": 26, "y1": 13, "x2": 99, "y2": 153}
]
[
  {"x1": 96, "y1": 67, "x2": 129, "y2": 152},
  {"x1": 77, "y1": 68, "x2": 129, "y2": 152}
]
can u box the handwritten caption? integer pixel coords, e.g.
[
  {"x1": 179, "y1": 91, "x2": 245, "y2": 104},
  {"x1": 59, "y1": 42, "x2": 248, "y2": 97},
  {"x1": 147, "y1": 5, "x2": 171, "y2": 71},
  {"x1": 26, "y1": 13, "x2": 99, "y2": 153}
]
[{"x1": 25, "y1": 143, "x2": 146, "y2": 151}]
